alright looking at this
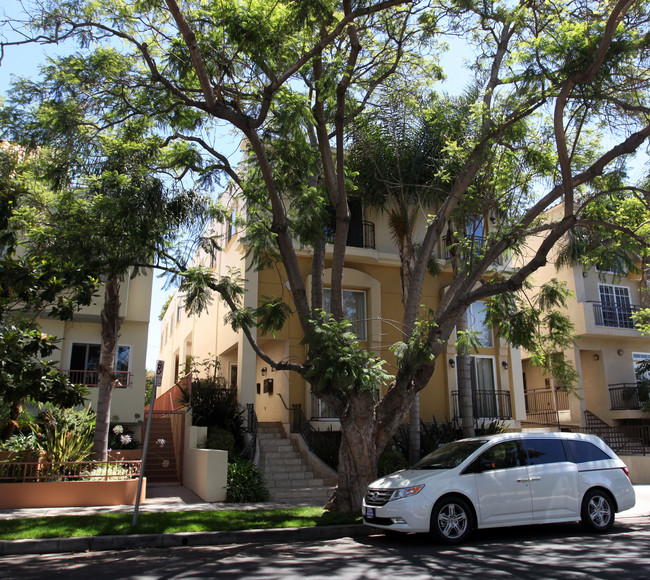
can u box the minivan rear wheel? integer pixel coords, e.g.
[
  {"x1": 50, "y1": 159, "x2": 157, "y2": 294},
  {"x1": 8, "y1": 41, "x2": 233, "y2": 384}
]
[
  {"x1": 581, "y1": 489, "x2": 615, "y2": 532},
  {"x1": 430, "y1": 496, "x2": 472, "y2": 544}
]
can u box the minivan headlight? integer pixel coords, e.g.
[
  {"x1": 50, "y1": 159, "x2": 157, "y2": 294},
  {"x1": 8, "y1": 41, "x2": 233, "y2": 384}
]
[{"x1": 390, "y1": 485, "x2": 424, "y2": 501}]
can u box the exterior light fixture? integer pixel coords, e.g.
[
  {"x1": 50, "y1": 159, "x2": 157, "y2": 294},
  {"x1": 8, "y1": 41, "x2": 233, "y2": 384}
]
[
  {"x1": 261, "y1": 367, "x2": 268, "y2": 377},
  {"x1": 449, "y1": 359, "x2": 455, "y2": 368},
  {"x1": 501, "y1": 361, "x2": 508, "y2": 370},
  {"x1": 617, "y1": 349, "x2": 624, "y2": 356}
]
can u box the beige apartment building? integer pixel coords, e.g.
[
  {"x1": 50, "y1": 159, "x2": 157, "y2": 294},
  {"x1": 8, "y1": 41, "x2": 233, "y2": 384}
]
[
  {"x1": 522, "y1": 205, "x2": 650, "y2": 450},
  {"x1": 39, "y1": 271, "x2": 153, "y2": 428},
  {"x1": 158, "y1": 186, "x2": 527, "y2": 436}
]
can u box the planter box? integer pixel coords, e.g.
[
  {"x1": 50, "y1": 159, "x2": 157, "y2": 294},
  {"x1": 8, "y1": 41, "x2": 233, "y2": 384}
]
[{"x1": 0, "y1": 478, "x2": 146, "y2": 509}]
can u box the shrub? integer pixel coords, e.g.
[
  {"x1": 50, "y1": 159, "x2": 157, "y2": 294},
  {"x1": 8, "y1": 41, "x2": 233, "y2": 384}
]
[
  {"x1": 205, "y1": 427, "x2": 236, "y2": 457},
  {"x1": 36, "y1": 405, "x2": 95, "y2": 463},
  {"x1": 377, "y1": 445, "x2": 408, "y2": 477},
  {"x1": 226, "y1": 459, "x2": 270, "y2": 503}
]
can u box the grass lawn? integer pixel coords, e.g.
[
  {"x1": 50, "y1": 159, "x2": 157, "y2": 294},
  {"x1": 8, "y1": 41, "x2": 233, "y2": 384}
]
[{"x1": 0, "y1": 507, "x2": 361, "y2": 541}]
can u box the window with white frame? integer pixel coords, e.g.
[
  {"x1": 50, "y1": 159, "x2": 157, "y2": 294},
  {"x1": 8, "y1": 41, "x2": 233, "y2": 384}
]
[
  {"x1": 468, "y1": 301, "x2": 493, "y2": 347},
  {"x1": 598, "y1": 284, "x2": 634, "y2": 329},
  {"x1": 323, "y1": 288, "x2": 367, "y2": 340},
  {"x1": 69, "y1": 343, "x2": 131, "y2": 387},
  {"x1": 634, "y1": 352, "x2": 650, "y2": 384}
]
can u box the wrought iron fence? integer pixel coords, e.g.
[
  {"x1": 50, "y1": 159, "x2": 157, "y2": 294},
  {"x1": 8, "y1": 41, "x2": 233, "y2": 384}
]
[{"x1": 0, "y1": 459, "x2": 141, "y2": 483}]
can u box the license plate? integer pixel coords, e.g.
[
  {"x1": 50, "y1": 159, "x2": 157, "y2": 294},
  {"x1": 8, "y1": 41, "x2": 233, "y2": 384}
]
[{"x1": 365, "y1": 507, "x2": 375, "y2": 519}]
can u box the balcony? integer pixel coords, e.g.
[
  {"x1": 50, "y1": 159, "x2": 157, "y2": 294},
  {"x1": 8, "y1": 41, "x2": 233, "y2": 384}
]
[
  {"x1": 452, "y1": 389, "x2": 512, "y2": 420},
  {"x1": 593, "y1": 302, "x2": 642, "y2": 329},
  {"x1": 524, "y1": 387, "x2": 569, "y2": 425},
  {"x1": 609, "y1": 383, "x2": 649, "y2": 410},
  {"x1": 325, "y1": 220, "x2": 375, "y2": 250},
  {"x1": 60, "y1": 369, "x2": 132, "y2": 388}
]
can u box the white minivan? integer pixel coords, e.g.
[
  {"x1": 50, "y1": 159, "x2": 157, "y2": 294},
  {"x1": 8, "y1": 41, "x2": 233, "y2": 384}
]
[{"x1": 363, "y1": 432, "x2": 635, "y2": 543}]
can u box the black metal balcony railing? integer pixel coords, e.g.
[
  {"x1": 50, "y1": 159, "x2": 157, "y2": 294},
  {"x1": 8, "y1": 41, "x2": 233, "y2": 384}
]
[
  {"x1": 325, "y1": 220, "x2": 375, "y2": 250},
  {"x1": 609, "y1": 383, "x2": 649, "y2": 410},
  {"x1": 60, "y1": 369, "x2": 132, "y2": 388},
  {"x1": 593, "y1": 302, "x2": 641, "y2": 329},
  {"x1": 452, "y1": 390, "x2": 512, "y2": 420}
]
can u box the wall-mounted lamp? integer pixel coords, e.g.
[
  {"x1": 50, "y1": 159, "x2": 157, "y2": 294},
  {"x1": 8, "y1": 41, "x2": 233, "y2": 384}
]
[
  {"x1": 582, "y1": 271, "x2": 589, "y2": 278},
  {"x1": 489, "y1": 216, "x2": 496, "y2": 224},
  {"x1": 593, "y1": 354, "x2": 600, "y2": 361},
  {"x1": 501, "y1": 361, "x2": 508, "y2": 370},
  {"x1": 449, "y1": 359, "x2": 455, "y2": 368},
  {"x1": 617, "y1": 349, "x2": 624, "y2": 356},
  {"x1": 261, "y1": 367, "x2": 268, "y2": 377}
]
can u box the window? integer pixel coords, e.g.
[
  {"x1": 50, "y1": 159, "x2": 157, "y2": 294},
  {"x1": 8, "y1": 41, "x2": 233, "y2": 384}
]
[
  {"x1": 311, "y1": 394, "x2": 337, "y2": 420},
  {"x1": 564, "y1": 440, "x2": 611, "y2": 463},
  {"x1": 323, "y1": 288, "x2": 367, "y2": 340},
  {"x1": 598, "y1": 284, "x2": 634, "y2": 329},
  {"x1": 176, "y1": 301, "x2": 183, "y2": 325},
  {"x1": 468, "y1": 302, "x2": 493, "y2": 347},
  {"x1": 69, "y1": 343, "x2": 131, "y2": 387},
  {"x1": 226, "y1": 207, "x2": 237, "y2": 244},
  {"x1": 475, "y1": 440, "x2": 522, "y2": 472},
  {"x1": 523, "y1": 439, "x2": 567, "y2": 465}
]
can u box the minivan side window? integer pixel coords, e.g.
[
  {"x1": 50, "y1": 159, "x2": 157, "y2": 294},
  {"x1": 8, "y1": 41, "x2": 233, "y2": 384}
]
[
  {"x1": 523, "y1": 439, "x2": 567, "y2": 465},
  {"x1": 564, "y1": 440, "x2": 612, "y2": 463},
  {"x1": 474, "y1": 440, "x2": 523, "y2": 472}
]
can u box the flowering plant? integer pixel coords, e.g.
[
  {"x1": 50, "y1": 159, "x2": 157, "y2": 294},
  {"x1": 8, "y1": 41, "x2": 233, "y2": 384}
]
[{"x1": 108, "y1": 424, "x2": 138, "y2": 450}]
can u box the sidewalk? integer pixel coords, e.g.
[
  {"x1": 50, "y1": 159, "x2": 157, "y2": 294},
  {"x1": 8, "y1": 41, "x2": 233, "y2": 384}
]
[{"x1": 0, "y1": 485, "x2": 647, "y2": 557}]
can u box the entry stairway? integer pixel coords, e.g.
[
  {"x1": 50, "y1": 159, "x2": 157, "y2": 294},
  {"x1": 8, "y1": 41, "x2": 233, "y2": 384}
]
[{"x1": 257, "y1": 422, "x2": 336, "y2": 504}]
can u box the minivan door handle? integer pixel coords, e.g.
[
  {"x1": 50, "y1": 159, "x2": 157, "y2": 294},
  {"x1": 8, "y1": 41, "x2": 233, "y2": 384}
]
[
  {"x1": 528, "y1": 476, "x2": 541, "y2": 481},
  {"x1": 517, "y1": 478, "x2": 530, "y2": 482}
]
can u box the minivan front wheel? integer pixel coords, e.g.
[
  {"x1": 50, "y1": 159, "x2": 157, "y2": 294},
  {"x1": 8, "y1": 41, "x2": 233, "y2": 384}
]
[
  {"x1": 581, "y1": 489, "x2": 615, "y2": 532},
  {"x1": 430, "y1": 496, "x2": 472, "y2": 544}
]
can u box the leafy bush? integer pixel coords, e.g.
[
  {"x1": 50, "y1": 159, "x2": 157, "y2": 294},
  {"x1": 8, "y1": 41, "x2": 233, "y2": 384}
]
[
  {"x1": 81, "y1": 462, "x2": 137, "y2": 481},
  {"x1": 36, "y1": 405, "x2": 96, "y2": 463},
  {"x1": 377, "y1": 445, "x2": 408, "y2": 477},
  {"x1": 305, "y1": 429, "x2": 341, "y2": 470},
  {"x1": 226, "y1": 459, "x2": 270, "y2": 503},
  {"x1": 186, "y1": 357, "x2": 246, "y2": 455},
  {"x1": 205, "y1": 427, "x2": 236, "y2": 457}
]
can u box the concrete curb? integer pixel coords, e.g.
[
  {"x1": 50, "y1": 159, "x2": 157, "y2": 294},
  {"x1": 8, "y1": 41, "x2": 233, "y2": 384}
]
[{"x1": 0, "y1": 524, "x2": 371, "y2": 556}]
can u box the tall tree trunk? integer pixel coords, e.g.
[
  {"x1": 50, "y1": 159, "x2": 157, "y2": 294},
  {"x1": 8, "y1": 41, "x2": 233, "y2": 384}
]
[
  {"x1": 408, "y1": 393, "x2": 420, "y2": 464},
  {"x1": 325, "y1": 391, "x2": 377, "y2": 515},
  {"x1": 456, "y1": 309, "x2": 475, "y2": 438},
  {"x1": 92, "y1": 277, "x2": 122, "y2": 460}
]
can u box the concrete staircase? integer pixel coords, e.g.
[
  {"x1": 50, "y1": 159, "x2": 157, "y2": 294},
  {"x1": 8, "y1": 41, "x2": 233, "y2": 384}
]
[{"x1": 257, "y1": 422, "x2": 335, "y2": 504}]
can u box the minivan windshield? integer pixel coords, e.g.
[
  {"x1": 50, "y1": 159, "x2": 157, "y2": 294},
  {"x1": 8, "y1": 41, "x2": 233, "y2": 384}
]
[{"x1": 412, "y1": 440, "x2": 487, "y2": 470}]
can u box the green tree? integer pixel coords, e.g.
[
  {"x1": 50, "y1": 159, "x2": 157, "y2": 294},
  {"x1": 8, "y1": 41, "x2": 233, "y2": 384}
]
[
  {"x1": 0, "y1": 147, "x2": 92, "y2": 440},
  {"x1": 4, "y1": 125, "x2": 214, "y2": 459},
  {"x1": 3, "y1": 0, "x2": 650, "y2": 513}
]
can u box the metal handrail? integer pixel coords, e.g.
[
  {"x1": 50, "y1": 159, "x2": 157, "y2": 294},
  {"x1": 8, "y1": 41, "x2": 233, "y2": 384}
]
[
  {"x1": 59, "y1": 369, "x2": 132, "y2": 388},
  {"x1": 592, "y1": 302, "x2": 641, "y2": 329},
  {"x1": 0, "y1": 459, "x2": 141, "y2": 482},
  {"x1": 240, "y1": 403, "x2": 258, "y2": 461},
  {"x1": 452, "y1": 390, "x2": 512, "y2": 420},
  {"x1": 609, "y1": 383, "x2": 648, "y2": 410}
]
